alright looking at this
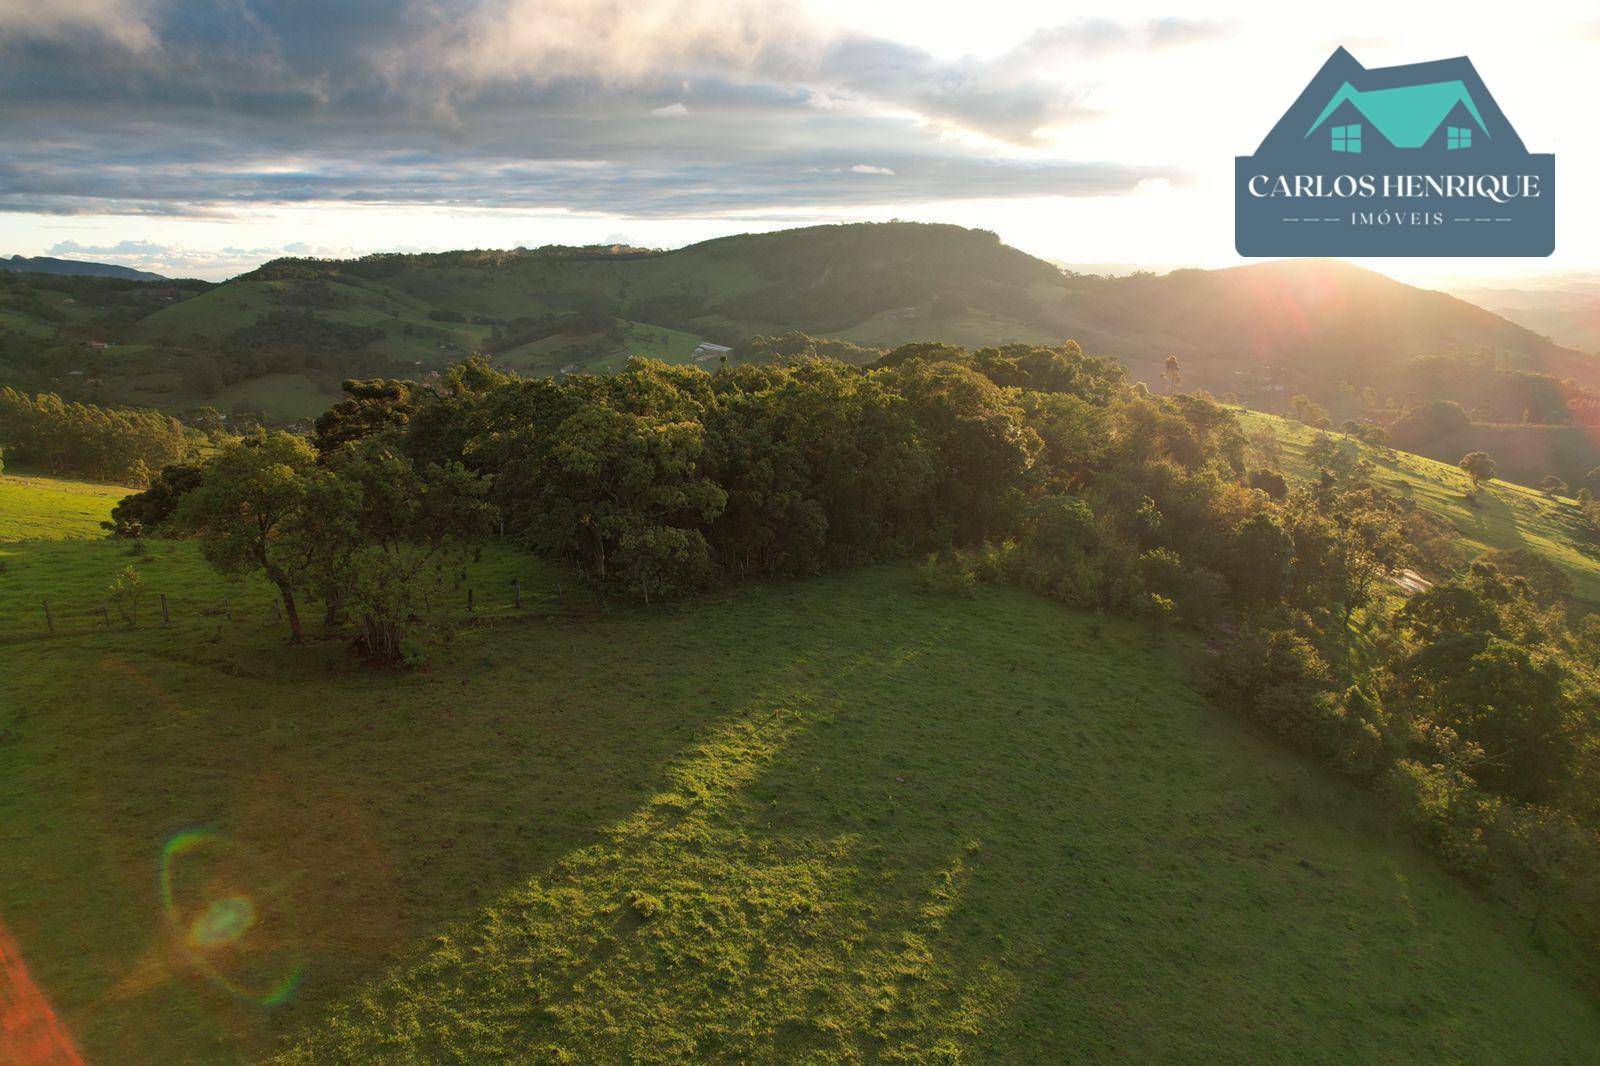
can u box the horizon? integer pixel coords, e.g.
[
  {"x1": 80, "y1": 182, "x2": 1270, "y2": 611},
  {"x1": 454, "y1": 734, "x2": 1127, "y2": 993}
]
[
  {"x1": 3, "y1": 1, "x2": 1596, "y2": 285},
  {"x1": 15, "y1": 233, "x2": 1598, "y2": 299}
]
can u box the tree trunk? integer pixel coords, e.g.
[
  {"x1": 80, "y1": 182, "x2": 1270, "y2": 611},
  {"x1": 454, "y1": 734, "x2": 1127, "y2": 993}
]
[{"x1": 277, "y1": 581, "x2": 304, "y2": 643}]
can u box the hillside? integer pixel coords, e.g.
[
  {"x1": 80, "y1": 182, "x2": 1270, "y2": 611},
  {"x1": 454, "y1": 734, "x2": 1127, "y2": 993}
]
[
  {"x1": 4, "y1": 475, "x2": 1600, "y2": 1062},
  {"x1": 1063, "y1": 260, "x2": 1598, "y2": 400},
  {"x1": 1451, "y1": 282, "x2": 1600, "y2": 355},
  {"x1": 4, "y1": 223, "x2": 1596, "y2": 424},
  {"x1": 3, "y1": 255, "x2": 167, "y2": 282},
  {"x1": 1237, "y1": 408, "x2": 1600, "y2": 607}
]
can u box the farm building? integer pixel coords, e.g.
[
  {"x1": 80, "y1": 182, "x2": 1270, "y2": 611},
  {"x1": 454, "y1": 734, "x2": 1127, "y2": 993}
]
[{"x1": 692, "y1": 342, "x2": 733, "y2": 363}]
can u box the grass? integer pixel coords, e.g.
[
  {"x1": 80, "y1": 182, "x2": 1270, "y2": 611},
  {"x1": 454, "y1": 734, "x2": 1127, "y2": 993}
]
[
  {"x1": 1240, "y1": 408, "x2": 1600, "y2": 609},
  {"x1": 211, "y1": 374, "x2": 343, "y2": 422},
  {"x1": 3, "y1": 477, "x2": 1600, "y2": 1061},
  {"x1": 0, "y1": 474, "x2": 131, "y2": 541}
]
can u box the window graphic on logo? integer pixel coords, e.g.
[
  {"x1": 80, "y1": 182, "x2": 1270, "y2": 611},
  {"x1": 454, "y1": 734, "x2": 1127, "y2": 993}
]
[
  {"x1": 1330, "y1": 124, "x2": 1361, "y2": 153},
  {"x1": 1236, "y1": 49, "x2": 1554, "y2": 256}
]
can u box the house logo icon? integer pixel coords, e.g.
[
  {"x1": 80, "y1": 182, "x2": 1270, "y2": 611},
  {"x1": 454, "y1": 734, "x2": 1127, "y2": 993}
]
[{"x1": 1236, "y1": 49, "x2": 1554, "y2": 256}]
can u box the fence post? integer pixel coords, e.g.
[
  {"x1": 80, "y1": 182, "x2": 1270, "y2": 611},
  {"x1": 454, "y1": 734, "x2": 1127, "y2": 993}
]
[
  {"x1": 160, "y1": 593, "x2": 170, "y2": 626},
  {"x1": 513, "y1": 578, "x2": 522, "y2": 609},
  {"x1": 102, "y1": 605, "x2": 111, "y2": 627},
  {"x1": 42, "y1": 599, "x2": 54, "y2": 634},
  {"x1": 467, "y1": 588, "x2": 476, "y2": 612}
]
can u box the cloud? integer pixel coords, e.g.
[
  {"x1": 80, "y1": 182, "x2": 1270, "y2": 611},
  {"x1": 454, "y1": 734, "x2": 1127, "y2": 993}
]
[
  {"x1": 1010, "y1": 17, "x2": 1229, "y2": 64},
  {"x1": 42, "y1": 237, "x2": 379, "y2": 277},
  {"x1": 0, "y1": 1, "x2": 1218, "y2": 220},
  {"x1": 0, "y1": 0, "x2": 160, "y2": 53}
]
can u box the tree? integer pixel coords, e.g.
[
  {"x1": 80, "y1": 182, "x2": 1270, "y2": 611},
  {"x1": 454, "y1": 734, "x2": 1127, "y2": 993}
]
[
  {"x1": 185, "y1": 406, "x2": 226, "y2": 434},
  {"x1": 1289, "y1": 393, "x2": 1330, "y2": 429},
  {"x1": 313, "y1": 442, "x2": 499, "y2": 663},
  {"x1": 1391, "y1": 399, "x2": 1470, "y2": 448},
  {"x1": 1459, "y1": 451, "x2": 1497, "y2": 492},
  {"x1": 175, "y1": 433, "x2": 321, "y2": 642},
  {"x1": 1161, "y1": 355, "x2": 1182, "y2": 394},
  {"x1": 1540, "y1": 475, "x2": 1567, "y2": 498},
  {"x1": 312, "y1": 378, "x2": 422, "y2": 455},
  {"x1": 1399, "y1": 633, "x2": 1572, "y2": 803},
  {"x1": 1229, "y1": 512, "x2": 1293, "y2": 605},
  {"x1": 106, "y1": 462, "x2": 204, "y2": 537}
]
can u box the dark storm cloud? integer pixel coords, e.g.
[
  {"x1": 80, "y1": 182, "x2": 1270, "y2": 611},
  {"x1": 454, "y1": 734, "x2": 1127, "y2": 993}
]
[{"x1": 0, "y1": 2, "x2": 1219, "y2": 218}]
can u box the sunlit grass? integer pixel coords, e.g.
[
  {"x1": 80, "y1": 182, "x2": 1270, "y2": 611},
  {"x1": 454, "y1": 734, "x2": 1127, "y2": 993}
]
[
  {"x1": 4, "y1": 475, "x2": 1600, "y2": 1062},
  {"x1": 1239, "y1": 408, "x2": 1600, "y2": 609},
  {"x1": 0, "y1": 474, "x2": 131, "y2": 542}
]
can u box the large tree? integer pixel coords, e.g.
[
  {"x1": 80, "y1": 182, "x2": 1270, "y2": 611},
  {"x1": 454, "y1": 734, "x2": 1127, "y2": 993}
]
[
  {"x1": 314, "y1": 442, "x2": 498, "y2": 662},
  {"x1": 1459, "y1": 450, "x2": 1497, "y2": 492},
  {"x1": 175, "y1": 432, "x2": 321, "y2": 642}
]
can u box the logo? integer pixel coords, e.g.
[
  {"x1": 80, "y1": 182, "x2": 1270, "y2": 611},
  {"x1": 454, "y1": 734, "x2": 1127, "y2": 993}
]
[{"x1": 1236, "y1": 48, "x2": 1554, "y2": 256}]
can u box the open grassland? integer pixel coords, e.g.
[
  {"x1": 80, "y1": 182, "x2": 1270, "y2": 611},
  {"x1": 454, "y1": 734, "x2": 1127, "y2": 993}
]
[
  {"x1": 0, "y1": 475, "x2": 131, "y2": 542},
  {"x1": 1239, "y1": 408, "x2": 1600, "y2": 609},
  {"x1": 210, "y1": 374, "x2": 343, "y2": 422},
  {"x1": 2, "y1": 477, "x2": 1599, "y2": 1062}
]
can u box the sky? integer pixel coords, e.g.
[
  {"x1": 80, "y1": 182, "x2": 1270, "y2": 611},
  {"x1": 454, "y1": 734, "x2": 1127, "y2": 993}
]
[{"x1": 1, "y1": 0, "x2": 1596, "y2": 284}]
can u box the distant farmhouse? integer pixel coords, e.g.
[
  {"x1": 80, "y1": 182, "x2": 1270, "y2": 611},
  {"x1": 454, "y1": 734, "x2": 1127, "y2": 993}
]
[
  {"x1": 691, "y1": 342, "x2": 732, "y2": 363},
  {"x1": 1306, "y1": 79, "x2": 1488, "y2": 155}
]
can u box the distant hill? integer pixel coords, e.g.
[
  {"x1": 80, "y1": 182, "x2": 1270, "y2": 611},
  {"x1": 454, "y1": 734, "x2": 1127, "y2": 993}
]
[
  {"x1": 2, "y1": 255, "x2": 166, "y2": 282},
  {"x1": 4, "y1": 222, "x2": 1598, "y2": 426},
  {"x1": 1449, "y1": 283, "x2": 1600, "y2": 355}
]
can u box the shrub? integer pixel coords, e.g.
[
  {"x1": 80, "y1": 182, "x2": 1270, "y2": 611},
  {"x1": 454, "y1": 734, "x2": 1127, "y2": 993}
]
[
  {"x1": 914, "y1": 551, "x2": 979, "y2": 599},
  {"x1": 107, "y1": 565, "x2": 145, "y2": 624}
]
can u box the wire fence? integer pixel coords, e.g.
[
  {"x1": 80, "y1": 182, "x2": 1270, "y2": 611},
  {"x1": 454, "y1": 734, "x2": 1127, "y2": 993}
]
[{"x1": 0, "y1": 574, "x2": 573, "y2": 646}]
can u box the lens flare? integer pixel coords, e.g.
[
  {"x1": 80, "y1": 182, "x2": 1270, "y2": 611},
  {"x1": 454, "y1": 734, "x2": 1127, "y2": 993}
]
[
  {"x1": 0, "y1": 914, "x2": 85, "y2": 1066},
  {"x1": 159, "y1": 830, "x2": 303, "y2": 1007}
]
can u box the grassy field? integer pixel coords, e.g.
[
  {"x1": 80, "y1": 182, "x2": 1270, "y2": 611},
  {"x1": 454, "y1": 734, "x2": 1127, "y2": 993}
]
[
  {"x1": 3, "y1": 477, "x2": 1600, "y2": 1062},
  {"x1": 211, "y1": 374, "x2": 343, "y2": 422},
  {"x1": 0, "y1": 474, "x2": 131, "y2": 541},
  {"x1": 1240, "y1": 408, "x2": 1600, "y2": 609}
]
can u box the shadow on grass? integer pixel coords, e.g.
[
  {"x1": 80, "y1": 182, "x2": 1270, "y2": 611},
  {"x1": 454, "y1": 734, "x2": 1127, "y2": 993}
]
[
  {"x1": 10, "y1": 568, "x2": 1600, "y2": 1063},
  {"x1": 276, "y1": 575, "x2": 1600, "y2": 1063}
]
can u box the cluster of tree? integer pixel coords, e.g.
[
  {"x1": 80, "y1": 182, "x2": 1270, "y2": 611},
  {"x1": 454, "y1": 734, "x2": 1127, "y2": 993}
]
[
  {"x1": 319, "y1": 341, "x2": 1123, "y2": 606},
  {"x1": 0, "y1": 388, "x2": 194, "y2": 484},
  {"x1": 483, "y1": 309, "x2": 619, "y2": 355},
  {"x1": 0, "y1": 270, "x2": 210, "y2": 338},
  {"x1": 118, "y1": 431, "x2": 496, "y2": 662},
  {"x1": 1382, "y1": 351, "x2": 1570, "y2": 426},
  {"x1": 222, "y1": 309, "x2": 383, "y2": 361},
  {"x1": 1389, "y1": 398, "x2": 1472, "y2": 449},
  {"x1": 175, "y1": 311, "x2": 397, "y2": 398},
  {"x1": 744, "y1": 331, "x2": 882, "y2": 365}
]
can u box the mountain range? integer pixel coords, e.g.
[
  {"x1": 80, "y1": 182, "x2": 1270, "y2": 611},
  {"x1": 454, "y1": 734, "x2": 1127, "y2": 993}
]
[
  {"x1": 3, "y1": 222, "x2": 1597, "y2": 482},
  {"x1": 2, "y1": 254, "x2": 168, "y2": 283}
]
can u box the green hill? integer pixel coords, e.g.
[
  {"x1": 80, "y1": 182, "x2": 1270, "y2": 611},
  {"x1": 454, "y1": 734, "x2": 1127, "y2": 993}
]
[
  {"x1": 3, "y1": 255, "x2": 168, "y2": 282},
  {"x1": 6, "y1": 224, "x2": 1598, "y2": 427},
  {"x1": 1237, "y1": 408, "x2": 1600, "y2": 608},
  {"x1": 4, "y1": 475, "x2": 1600, "y2": 1062}
]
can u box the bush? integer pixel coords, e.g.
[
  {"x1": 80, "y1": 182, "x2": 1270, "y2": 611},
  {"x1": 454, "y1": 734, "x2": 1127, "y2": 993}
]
[
  {"x1": 107, "y1": 565, "x2": 145, "y2": 623},
  {"x1": 914, "y1": 551, "x2": 979, "y2": 599}
]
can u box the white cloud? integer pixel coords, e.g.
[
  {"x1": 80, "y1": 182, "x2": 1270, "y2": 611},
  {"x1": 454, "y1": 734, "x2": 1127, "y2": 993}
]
[
  {"x1": 651, "y1": 102, "x2": 689, "y2": 116},
  {"x1": 0, "y1": 0, "x2": 159, "y2": 52},
  {"x1": 850, "y1": 164, "x2": 894, "y2": 174}
]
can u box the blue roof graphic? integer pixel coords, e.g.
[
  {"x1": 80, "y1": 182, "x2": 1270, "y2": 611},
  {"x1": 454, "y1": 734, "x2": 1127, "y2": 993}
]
[{"x1": 1305, "y1": 80, "x2": 1489, "y2": 147}]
